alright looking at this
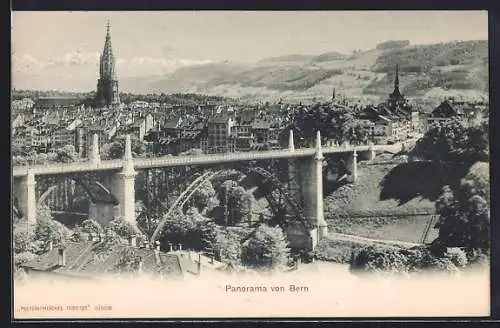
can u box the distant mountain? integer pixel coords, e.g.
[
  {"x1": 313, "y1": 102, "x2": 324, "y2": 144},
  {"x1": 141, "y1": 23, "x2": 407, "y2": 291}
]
[
  {"x1": 375, "y1": 40, "x2": 411, "y2": 50},
  {"x1": 119, "y1": 39, "x2": 488, "y2": 104},
  {"x1": 258, "y1": 54, "x2": 317, "y2": 63}
]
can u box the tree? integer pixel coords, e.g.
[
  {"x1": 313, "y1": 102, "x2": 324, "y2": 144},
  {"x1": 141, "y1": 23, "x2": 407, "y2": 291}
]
[
  {"x1": 290, "y1": 103, "x2": 368, "y2": 146},
  {"x1": 435, "y1": 162, "x2": 490, "y2": 250},
  {"x1": 214, "y1": 228, "x2": 243, "y2": 266},
  {"x1": 72, "y1": 219, "x2": 104, "y2": 241},
  {"x1": 241, "y1": 224, "x2": 290, "y2": 271},
  {"x1": 199, "y1": 220, "x2": 218, "y2": 255},
  {"x1": 217, "y1": 180, "x2": 254, "y2": 226},
  {"x1": 101, "y1": 136, "x2": 148, "y2": 160},
  {"x1": 191, "y1": 180, "x2": 219, "y2": 213},
  {"x1": 34, "y1": 206, "x2": 71, "y2": 250},
  {"x1": 13, "y1": 224, "x2": 35, "y2": 254},
  {"x1": 55, "y1": 145, "x2": 78, "y2": 163},
  {"x1": 135, "y1": 200, "x2": 154, "y2": 236},
  {"x1": 159, "y1": 207, "x2": 217, "y2": 251},
  {"x1": 411, "y1": 116, "x2": 489, "y2": 193},
  {"x1": 108, "y1": 217, "x2": 141, "y2": 240},
  {"x1": 412, "y1": 117, "x2": 488, "y2": 163}
]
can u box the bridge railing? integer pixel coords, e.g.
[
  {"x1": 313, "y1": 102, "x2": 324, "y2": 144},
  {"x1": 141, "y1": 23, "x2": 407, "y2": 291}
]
[{"x1": 12, "y1": 143, "x2": 401, "y2": 177}]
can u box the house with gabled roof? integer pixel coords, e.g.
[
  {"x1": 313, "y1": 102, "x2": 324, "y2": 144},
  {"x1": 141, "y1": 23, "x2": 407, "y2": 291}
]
[
  {"x1": 19, "y1": 235, "x2": 210, "y2": 282},
  {"x1": 425, "y1": 99, "x2": 463, "y2": 130}
]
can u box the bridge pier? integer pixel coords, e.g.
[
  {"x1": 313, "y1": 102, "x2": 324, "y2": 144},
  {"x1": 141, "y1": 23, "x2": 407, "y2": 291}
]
[
  {"x1": 368, "y1": 142, "x2": 375, "y2": 161},
  {"x1": 14, "y1": 171, "x2": 37, "y2": 225},
  {"x1": 91, "y1": 133, "x2": 101, "y2": 165},
  {"x1": 347, "y1": 149, "x2": 358, "y2": 183},
  {"x1": 288, "y1": 129, "x2": 295, "y2": 151},
  {"x1": 109, "y1": 135, "x2": 136, "y2": 224},
  {"x1": 288, "y1": 131, "x2": 328, "y2": 251}
]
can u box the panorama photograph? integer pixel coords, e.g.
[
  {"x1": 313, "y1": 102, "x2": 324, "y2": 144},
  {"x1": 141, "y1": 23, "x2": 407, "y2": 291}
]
[{"x1": 11, "y1": 11, "x2": 490, "y2": 318}]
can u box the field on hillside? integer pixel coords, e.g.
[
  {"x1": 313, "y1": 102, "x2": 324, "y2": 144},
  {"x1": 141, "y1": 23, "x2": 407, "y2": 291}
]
[
  {"x1": 326, "y1": 215, "x2": 439, "y2": 244},
  {"x1": 324, "y1": 154, "x2": 441, "y2": 244}
]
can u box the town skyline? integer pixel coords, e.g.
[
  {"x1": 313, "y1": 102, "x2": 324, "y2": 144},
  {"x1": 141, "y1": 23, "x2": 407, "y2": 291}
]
[{"x1": 12, "y1": 11, "x2": 488, "y2": 91}]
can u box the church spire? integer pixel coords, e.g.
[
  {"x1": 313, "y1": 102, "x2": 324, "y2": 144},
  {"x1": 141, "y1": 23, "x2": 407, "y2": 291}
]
[
  {"x1": 95, "y1": 19, "x2": 120, "y2": 107},
  {"x1": 389, "y1": 64, "x2": 403, "y2": 101},
  {"x1": 101, "y1": 20, "x2": 115, "y2": 79},
  {"x1": 394, "y1": 64, "x2": 400, "y2": 92},
  {"x1": 106, "y1": 19, "x2": 110, "y2": 36}
]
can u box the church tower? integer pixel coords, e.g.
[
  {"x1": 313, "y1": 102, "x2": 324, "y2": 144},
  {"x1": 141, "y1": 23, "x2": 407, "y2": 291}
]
[
  {"x1": 388, "y1": 64, "x2": 404, "y2": 109},
  {"x1": 95, "y1": 20, "x2": 120, "y2": 107}
]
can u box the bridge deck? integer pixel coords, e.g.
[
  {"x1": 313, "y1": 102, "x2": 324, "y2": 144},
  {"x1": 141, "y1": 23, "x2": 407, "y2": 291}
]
[{"x1": 12, "y1": 144, "x2": 401, "y2": 177}]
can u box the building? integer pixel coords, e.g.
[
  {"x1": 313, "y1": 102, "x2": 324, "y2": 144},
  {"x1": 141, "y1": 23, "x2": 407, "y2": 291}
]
[
  {"x1": 12, "y1": 113, "x2": 26, "y2": 135},
  {"x1": 127, "y1": 113, "x2": 154, "y2": 140},
  {"x1": 19, "y1": 237, "x2": 204, "y2": 281},
  {"x1": 425, "y1": 99, "x2": 486, "y2": 130},
  {"x1": 355, "y1": 106, "x2": 410, "y2": 144},
  {"x1": 207, "y1": 115, "x2": 235, "y2": 153},
  {"x1": 177, "y1": 129, "x2": 207, "y2": 153},
  {"x1": 95, "y1": 21, "x2": 120, "y2": 107},
  {"x1": 387, "y1": 65, "x2": 406, "y2": 111},
  {"x1": 33, "y1": 97, "x2": 82, "y2": 113},
  {"x1": 50, "y1": 127, "x2": 76, "y2": 150},
  {"x1": 83, "y1": 124, "x2": 114, "y2": 158},
  {"x1": 251, "y1": 119, "x2": 271, "y2": 144}
]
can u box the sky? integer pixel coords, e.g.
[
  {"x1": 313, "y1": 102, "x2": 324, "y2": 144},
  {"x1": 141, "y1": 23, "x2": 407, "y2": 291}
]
[{"x1": 11, "y1": 11, "x2": 488, "y2": 90}]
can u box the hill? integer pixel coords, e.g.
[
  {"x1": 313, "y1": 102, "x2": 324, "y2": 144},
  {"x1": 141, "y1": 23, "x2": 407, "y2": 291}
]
[
  {"x1": 258, "y1": 54, "x2": 316, "y2": 64},
  {"x1": 120, "y1": 39, "x2": 488, "y2": 105},
  {"x1": 365, "y1": 40, "x2": 488, "y2": 97}
]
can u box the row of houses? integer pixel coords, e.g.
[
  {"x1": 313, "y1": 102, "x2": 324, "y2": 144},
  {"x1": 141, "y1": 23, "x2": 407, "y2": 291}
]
[
  {"x1": 18, "y1": 234, "x2": 227, "y2": 282},
  {"x1": 145, "y1": 107, "x2": 287, "y2": 155},
  {"x1": 349, "y1": 66, "x2": 487, "y2": 145},
  {"x1": 11, "y1": 88, "x2": 487, "y2": 158}
]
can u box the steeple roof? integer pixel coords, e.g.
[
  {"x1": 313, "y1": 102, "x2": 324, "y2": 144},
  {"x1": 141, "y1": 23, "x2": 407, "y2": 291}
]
[
  {"x1": 100, "y1": 19, "x2": 116, "y2": 80},
  {"x1": 389, "y1": 64, "x2": 404, "y2": 100}
]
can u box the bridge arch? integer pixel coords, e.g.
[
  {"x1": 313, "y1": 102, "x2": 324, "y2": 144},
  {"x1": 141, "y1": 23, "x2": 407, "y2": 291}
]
[
  {"x1": 36, "y1": 177, "x2": 118, "y2": 211},
  {"x1": 12, "y1": 204, "x2": 21, "y2": 219},
  {"x1": 150, "y1": 166, "x2": 309, "y2": 243}
]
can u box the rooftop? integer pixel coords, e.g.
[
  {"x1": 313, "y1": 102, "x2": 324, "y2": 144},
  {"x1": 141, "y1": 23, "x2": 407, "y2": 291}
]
[{"x1": 20, "y1": 240, "x2": 201, "y2": 279}]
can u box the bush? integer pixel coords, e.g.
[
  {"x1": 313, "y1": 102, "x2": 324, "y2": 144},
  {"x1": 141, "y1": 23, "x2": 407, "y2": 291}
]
[
  {"x1": 79, "y1": 219, "x2": 104, "y2": 236},
  {"x1": 351, "y1": 246, "x2": 409, "y2": 274},
  {"x1": 426, "y1": 257, "x2": 460, "y2": 275},
  {"x1": 35, "y1": 218, "x2": 71, "y2": 247},
  {"x1": 445, "y1": 247, "x2": 468, "y2": 267},
  {"x1": 103, "y1": 227, "x2": 123, "y2": 246},
  {"x1": 13, "y1": 227, "x2": 35, "y2": 254},
  {"x1": 350, "y1": 244, "x2": 461, "y2": 276},
  {"x1": 70, "y1": 230, "x2": 83, "y2": 242},
  {"x1": 109, "y1": 218, "x2": 138, "y2": 239},
  {"x1": 466, "y1": 248, "x2": 490, "y2": 268},
  {"x1": 28, "y1": 240, "x2": 47, "y2": 255},
  {"x1": 14, "y1": 251, "x2": 38, "y2": 268},
  {"x1": 401, "y1": 246, "x2": 437, "y2": 272},
  {"x1": 313, "y1": 238, "x2": 368, "y2": 264}
]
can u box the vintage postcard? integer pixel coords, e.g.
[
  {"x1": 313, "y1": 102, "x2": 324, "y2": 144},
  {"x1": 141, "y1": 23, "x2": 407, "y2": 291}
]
[{"x1": 11, "y1": 10, "x2": 490, "y2": 319}]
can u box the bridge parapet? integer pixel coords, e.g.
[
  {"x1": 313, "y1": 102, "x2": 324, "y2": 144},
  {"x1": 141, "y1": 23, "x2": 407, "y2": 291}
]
[{"x1": 12, "y1": 143, "x2": 403, "y2": 177}]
